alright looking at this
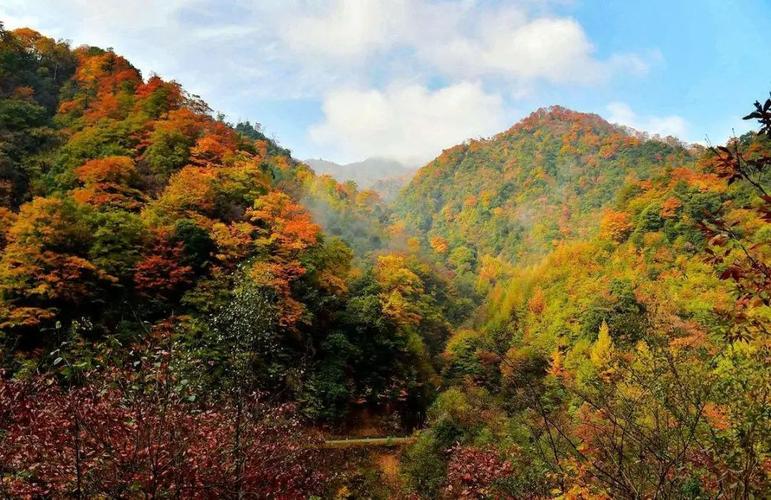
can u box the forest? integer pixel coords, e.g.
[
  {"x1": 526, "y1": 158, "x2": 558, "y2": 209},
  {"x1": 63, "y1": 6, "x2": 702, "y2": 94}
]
[{"x1": 0, "y1": 23, "x2": 769, "y2": 498}]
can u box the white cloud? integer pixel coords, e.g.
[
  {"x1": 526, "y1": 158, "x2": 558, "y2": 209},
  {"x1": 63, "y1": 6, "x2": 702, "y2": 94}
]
[
  {"x1": 420, "y1": 15, "x2": 648, "y2": 84},
  {"x1": 280, "y1": 0, "x2": 405, "y2": 60},
  {"x1": 310, "y1": 82, "x2": 506, "y2": 164},
  {"x1": 280, "y1": 1, "x2": 651, "y2": 85},
  {"x1": 606, "y1": 102, "x2": 688, "y2": 139},
  {"x1": 0, "y1": 0, "x2": 652, "y2": 97}
]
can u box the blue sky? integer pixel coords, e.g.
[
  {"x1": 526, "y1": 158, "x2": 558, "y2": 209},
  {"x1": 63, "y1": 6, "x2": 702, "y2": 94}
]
[{"x1": 2, "y1": 0, "x2": 769, "y2": 165}]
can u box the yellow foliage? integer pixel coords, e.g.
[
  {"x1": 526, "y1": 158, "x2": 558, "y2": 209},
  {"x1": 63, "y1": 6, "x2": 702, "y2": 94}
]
[
  {"x1": 374, "y1": 254, "x2": 425, "y2": 327},
  {"x1": 590, "y1": 321, "x2": 614, "y2": 368},
  {"x1": 548, "y1": 349, "x2": 567, "y2": 379}
]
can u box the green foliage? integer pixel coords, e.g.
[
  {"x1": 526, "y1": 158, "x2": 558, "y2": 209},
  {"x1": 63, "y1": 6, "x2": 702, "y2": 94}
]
[
  {"x1": 143, "y1": 127, "x2": 194, "y2": 178},
  {"x1": 88, "y1": 210, "x2": 144, "y2": 280},
  {"x1": 402, "y1": 431, "x2": 448, "y2": 497},
  {"x1": 0, "y1": 27, "x2": 465, "y2": 431},
  {"x1": 172, "y1": 218, "x2": 215, "y2": 270}
]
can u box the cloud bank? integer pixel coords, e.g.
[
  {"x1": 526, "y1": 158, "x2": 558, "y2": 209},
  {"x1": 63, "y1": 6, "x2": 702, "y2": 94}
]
[{"x1": 311, "y1": 82, "x2": 505, "y2": 164}]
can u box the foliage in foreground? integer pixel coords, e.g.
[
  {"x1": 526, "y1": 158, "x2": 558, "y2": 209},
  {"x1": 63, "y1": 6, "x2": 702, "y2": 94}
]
[{"x1": 0, "y1": 337, "x2": 328, "y2": 498}]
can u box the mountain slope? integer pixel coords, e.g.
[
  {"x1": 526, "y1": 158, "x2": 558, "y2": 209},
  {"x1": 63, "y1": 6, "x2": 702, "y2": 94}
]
[
  {"x1": 393, "y1": 104, "x2": 770, "y2": 498},
  {"x1": 1, "y1": 23, "x2": 769, "y2": 500},
  {"x1": 395, "y1": 106, "x2": 698, "y2": 264},
  {"x1": 0, "y1": 25, "x2": 461, "y2": 433}
]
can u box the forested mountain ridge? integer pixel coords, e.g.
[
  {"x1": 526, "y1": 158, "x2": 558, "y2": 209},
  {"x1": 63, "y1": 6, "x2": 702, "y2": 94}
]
[{"x1": 396, "y1": 106, "x2": 698, "y2": 264}]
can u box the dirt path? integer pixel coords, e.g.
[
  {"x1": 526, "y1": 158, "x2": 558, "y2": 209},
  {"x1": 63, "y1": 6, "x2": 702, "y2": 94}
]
[{"x1": 321, "y1": 436, "x2": 417, "y2": 448}]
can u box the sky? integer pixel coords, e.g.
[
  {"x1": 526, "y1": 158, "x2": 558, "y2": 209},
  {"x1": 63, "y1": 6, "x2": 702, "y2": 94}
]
[{"x1": 2, "y1": 0, "x2": 770, "y2": 165}]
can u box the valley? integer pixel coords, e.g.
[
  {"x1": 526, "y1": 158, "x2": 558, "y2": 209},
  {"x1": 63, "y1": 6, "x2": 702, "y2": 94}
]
[{"x1": 0, "y1": 22, "x2": 769, "y2": 499}]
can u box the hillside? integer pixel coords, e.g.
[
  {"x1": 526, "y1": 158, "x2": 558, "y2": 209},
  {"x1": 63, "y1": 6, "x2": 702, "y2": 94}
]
[
  {"x1": 395, "y1": 106, "x2": 698, "y2": 263},
  {"x1": 0, "y1": 26, "x2": 469, "y2": 497},
  {"x1": 391, "y1": 104, "x2": 770, "y2": 497}
]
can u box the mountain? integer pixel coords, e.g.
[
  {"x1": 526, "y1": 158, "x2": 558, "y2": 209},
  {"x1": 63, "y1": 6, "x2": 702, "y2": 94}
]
[
  {"x1": 369, "y1": 170, "x2": 415, "y2": 201},
  {"x1": 305, "y1": 157, "x2": 415, "y2": 192},
  {"x1": 391, "y1": 104, "x2": 770, "y2": 498},
  {"x1": 394, "y1": 106, "x2": 698, "y2": 264}
]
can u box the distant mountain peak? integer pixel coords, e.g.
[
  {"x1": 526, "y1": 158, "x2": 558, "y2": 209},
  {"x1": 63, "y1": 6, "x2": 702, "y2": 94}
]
[{"x1": 304, "y1": 157, "x2": 416, "y2": 193}]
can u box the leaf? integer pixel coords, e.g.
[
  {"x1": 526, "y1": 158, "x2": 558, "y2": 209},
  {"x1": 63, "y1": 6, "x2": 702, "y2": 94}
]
[{"x1": 53, "y1": 357, "x2": 62, "y2": 365}]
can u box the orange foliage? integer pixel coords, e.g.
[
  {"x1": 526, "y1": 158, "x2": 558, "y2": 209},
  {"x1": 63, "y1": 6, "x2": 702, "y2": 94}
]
[
  {"x1": 599, "y1": 210, "x2": 633, "y2": 242},
  {"x1": 249, "y1": 192, "x2": 320, "y2": 254},
  {"x1": 250, "y1": 259, "x2": 307, "y2": 327},
  {"x1": 58, "y1": 49, "x2": 142, "y2": 120},
  {"x1": 73, "y1": 156, "x2": 144, "y2": 210},
  {"x1": 189, "y1": 123, "x2": 238, "y2": 166},
  {"x1": 134, "y1": 75, "x2": 184, "y2": 110},
  {"x1": 528, "y1": 288, "x2": 545, "y2": 315},
  {"x1": 703, "y1": 402, "x2": 730, "y2": 431},
  {"x1": 245, "y1": 192, "x2": 322, "y2": 327},
  {"x1": 190, "y1": 134, "x2": 230, "y2": 165},
  {"x1": 671, "y1": 167, "x2": 726, "y2": 192},
  {"x1": 660, "y1": 196, "x2": 682, "y2": 218},
  {"x1": 429, "y1": 235, "x2": 449, "y2": 254}
]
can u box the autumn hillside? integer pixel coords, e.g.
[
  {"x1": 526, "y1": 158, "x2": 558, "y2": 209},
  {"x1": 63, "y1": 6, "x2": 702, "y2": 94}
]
[
  {"x1": 389, "y1": 100, "x2": 770, "y2": 496},
  {"x1": 395, "y1": 106, "x2": 700, "y2": 265},
  {"x1": 0, "y1": 25, "x2": 470, "y2": 497}
]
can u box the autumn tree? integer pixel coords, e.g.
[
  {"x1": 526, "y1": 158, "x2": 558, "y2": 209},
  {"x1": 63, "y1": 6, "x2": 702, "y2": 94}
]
[
  {"x1": 0, "y1": 197, "x2": 112, "y2": 335},
  {"x1": 72, "y1": 156, "x2": 145, "y2": 210}
]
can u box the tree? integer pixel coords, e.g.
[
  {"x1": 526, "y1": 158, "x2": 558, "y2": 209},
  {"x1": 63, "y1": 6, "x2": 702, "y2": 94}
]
[
  {"x1": 133, "y1": 233, "x2": 194, "y2": 304},
  {"x1": 246, "y1": 191, "x2": 321, "y2": 327},
  {"x1": 0, "y1": 197, "x2": 111, "y2": 334},
  {"x1": 589, "y1": 321, "x2": 613, "y2": 373},
  {"x1": 72, "y1": 156, "x2": 145, "y2": 210},
  {"x1": 373, "y1": 254, "x2": 425, "y2": 327},
  {"x1": 0, "y1": 345, "x2": 328, "y2": 498},
  {"x1": 600, "y1": 209, "x2": 633, "y2": 242}
]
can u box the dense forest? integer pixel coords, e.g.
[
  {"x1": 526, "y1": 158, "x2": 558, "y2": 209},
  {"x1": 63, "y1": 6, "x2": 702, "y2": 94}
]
[{"x1": 0, "y1": 24, "x2": 768, "y2": 498}]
